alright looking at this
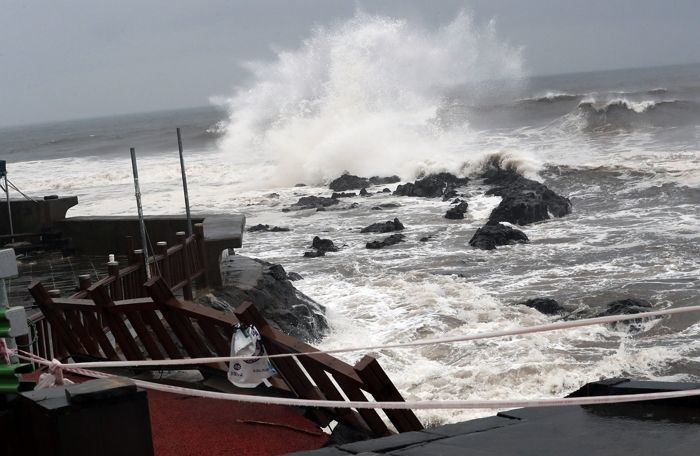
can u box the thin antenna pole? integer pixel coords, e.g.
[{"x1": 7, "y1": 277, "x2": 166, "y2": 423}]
[
  {"x1": 130, "y1": 147, "x2": 151, "y2": 279},
  {"x1": 176, "y1": 128, "x2": 192, "y2": 237},
  {"x1": 4, "y1": 175, "x2": 13, "y2": 242}
]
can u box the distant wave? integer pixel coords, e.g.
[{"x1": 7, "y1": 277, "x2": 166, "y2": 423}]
[
  {"x1": 574, "y1": 98, "x2": 700, "y2": 131},
  {"x1": 519, "y1": 92, "x2": 582, "y2": 104}
]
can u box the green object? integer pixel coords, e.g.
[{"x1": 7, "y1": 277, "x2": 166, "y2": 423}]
[
  {"x1": 0, "y1": 363, "x2": 34, "y2": 393},
  {"x1": 0, "y1": 321, "x2": 9, "y2": 337}
]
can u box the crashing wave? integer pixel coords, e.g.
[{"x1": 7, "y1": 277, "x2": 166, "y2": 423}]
[{"x1": 574, "y1": 98, "x2": 700, "y2": 131}]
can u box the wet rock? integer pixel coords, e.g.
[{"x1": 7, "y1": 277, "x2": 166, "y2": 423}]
[
  {"x1": 445, "y1": 200, "x2": 469, "y2": 219},
  {"x1": 394, "y1": 172, "x2": 469, "y2": 198},
  {"x1": 595, "y1": 299, "x2": 652, "y2": 317},
  {"x1": 366, "y1": 234, "x2": 406, "y2": 249},
  {"x1": 329, "y1": 173, "x2": 370, "y2": 191},
  {"x1": 521, "y1": 298, "x2": 565, "y2": 315},
  {"x1": 360, "y1": 218, "x2": 405, "y2": 233},
  {"x1": 331, "y1": 192, "x2": 357, "y2": 199},
  {"x1": 381, "y1": 188, "x2": 391, "y2": 193},
  {"x1": 482, "y1": 158, "x2": 572, "y2": 225},
  {"x1": 468, "y1": 223, "x2": 529, "y2": 250},
  {"x1": 303, "y1": 250, "x2": 325, "y2": 258},
  {"x1": 209, "y1": 255, "x2": 328, "y2": 342},
  {"x1": 369, "y1": 175, "x2": 401, "y2": 186},
  {"x1": 349, "y1": 203, "x2": 360, "y2": 209},
  {"x1": 288, "y1": 195, "x2": 339, "y2": 211},
  {"x1": 247, "y1": 224, "x2": 291, "y2": 233},
  {"x1": 594, "y1": 298, "x2": 655, "y2": 330},
  {"x1": 287, "y1": 272, "x2": 304, "y2": 281},
  {"x1": 311, "y1": 236, "x2": 338, "y2": 253},
  {"x1": 359, "y1": 188, "x2": 370, "y2": 196},
  {"x1": 294, "y1": 183, "x2": 307, "y2": 187}
]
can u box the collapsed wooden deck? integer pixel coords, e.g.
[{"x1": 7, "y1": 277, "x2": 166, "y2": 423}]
[{"x1": 23, "y1": 224, "x2": 423, "y2": 438}]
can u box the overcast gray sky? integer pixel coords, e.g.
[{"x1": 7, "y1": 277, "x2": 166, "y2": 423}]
[{"x1": 1, "y1": 0, "x2": 699, "y2": 127}]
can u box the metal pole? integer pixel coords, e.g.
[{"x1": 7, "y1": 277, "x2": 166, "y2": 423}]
[
  {"x1": 4, "y1": 175, "x2": 13, "y2": 242},
  {"x1": 130, "y1": 148, "x2": 151, "y2": 279},
  {"x1": 176, "y1": 128, "x2": 193, "y2": 237}
]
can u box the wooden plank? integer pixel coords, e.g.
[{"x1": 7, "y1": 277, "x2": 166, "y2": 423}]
[
  {"x1": 127, "y1": 311, "x2": 164, "y2": 360},
  {"x1": 82, "y1": 310, "x2": 119, "y2": 359},
  {"x1": 335, "y1": 377, "x2": 391, "y2": 437},
  {"x1": 141, "y1": 310, "x2": 183, "y2": 359},
  {"x1": 145, "y1": 277, "x2": 209, "y2": 358},
  {"x1": 196, "y1": 320, "x2": 230, "y2": 356},
  {"x1": 89, "y1": 285, "x2": 145, "y2": 361},
  {"x1": 28, "y1": 283, "x2": 83, "y2": 356},
  {"x1": 61, "y1": 308, "x2": 101, "y2": 357},
  {"x1": 355, "y1": 355, "x2": 424, "y2": 432}
]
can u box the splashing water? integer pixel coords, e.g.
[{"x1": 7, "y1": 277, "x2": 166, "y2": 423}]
[{"x1": 216, "y1": 12, "x2": 526, "y2": 187}]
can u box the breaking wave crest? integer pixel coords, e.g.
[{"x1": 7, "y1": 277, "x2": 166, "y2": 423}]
[
  {"x1": 215, "y1": 11, "x2": 525, "y2": 187},
  {"x1": 575, "y1": 98, "x2": 700, "y2": 131}
]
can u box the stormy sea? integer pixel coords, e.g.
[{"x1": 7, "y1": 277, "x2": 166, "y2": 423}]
[{"x1": 2, "y1": 13, "x2": 699, "y2": 426}]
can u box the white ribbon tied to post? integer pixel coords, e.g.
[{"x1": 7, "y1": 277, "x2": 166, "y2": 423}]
[{"x1": 227, "y1": 325, "x2": 276, "y2": 388}]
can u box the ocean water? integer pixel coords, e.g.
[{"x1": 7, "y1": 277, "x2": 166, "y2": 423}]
[{"x1": 2, "y1": 13, "x2": 699, "y2": 427}]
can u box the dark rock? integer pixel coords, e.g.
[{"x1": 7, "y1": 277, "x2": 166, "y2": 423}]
[
  {"x1": 265, "y1": 193, "x2": 280, "y2": 199},
  {"x1": 303, "y1": 250, "x2": 325, "y2": 258},
  {"x1": 522, "y1": 298, "x2": 565, "y2": 315},
  {"x1": 419, "y1": 236, "x2": 432, "y2": 242},
  {"x1": 287, "y1": 272, "x2": 304, "y2": 281},
  {"x1": 379, "y1": 203, "x2": 401, "y2": 209},
  {"x1": 360, "y1": 218, "x2": 405, "y2": 233},
  {"x1": 247, "y1": 224, "x2": 291, "y2": 232},
  {"x1": 445, "y1": 201, "x2": 469, "y2": 220},
  {"x1": 394, "y1": 172, "x2": 468, "y2": 198},
  {"x1": 451, "y1": 198, "x2": 462, "y2": 204},
  {"x1": 289, "y1": 195, "x2": 339, "y2": 211},
  {"x1": 595, "y1": 299, "x2": 652, "y2": 317},
  {"x1": 366, "y1": 234, "x2": 405, "y2": 249},
  {"x1": 331, "y1": 192, "x2": 357, "y2": 199},
  {"x1": 442, "y1": 184, "x2": 458, "y2": 201},
  {"x1": 594, "y1": 298, "x2": 655, "y2": 330},
  {"x1": 359, "y1": 188, "x2": 370, "y2": 196},
  {"x1": 371, "y1": 206, "x2": 383, "y2": 211},
  {"x1": 316, "y1": 207, "x2": 326, "y2": 212},
  {"x1": 482, "y1": 157, "x2": 572, "y2": 225},
  {"x1": 329, "y1": 173, "x2": 370, "y2": 191},
  {"x1": 381, "y1": 188, "x2": 391, "y2": 193},
  {"x1": 468, "y1": 223, "x2": 529, "y2": 250},
  {"x1": 369, "y1": 175, "x2": 401, "y2": 186},
  {"x1": 294, "y1": 183, "x2": 306, "y2": 187},
  {"x1": 349, "y1": 203, "x2": 360, "y2": 209},
  {"x1": 311, "y1": 236, "x2": 338, "y2": 253},
  {"x1": 208, "y1": 255, "x2": 328, "y2": 342}
]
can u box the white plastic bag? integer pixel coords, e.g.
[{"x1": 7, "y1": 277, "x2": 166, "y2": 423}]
[{"x1": 227, "y1": 325, "x2": 276, "y2": 388}]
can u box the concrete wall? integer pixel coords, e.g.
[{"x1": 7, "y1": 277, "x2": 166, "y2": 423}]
[{"x1": 0, "y1": 197, "x2": 78, "y2": 234}]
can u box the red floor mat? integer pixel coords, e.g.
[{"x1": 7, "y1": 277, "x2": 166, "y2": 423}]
[{"x1": 147, "y1": 390, "x2": 329, "y2": 455}]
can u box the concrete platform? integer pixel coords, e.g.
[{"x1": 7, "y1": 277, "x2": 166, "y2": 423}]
[{"x1": 291, "y1": 379, "x2": 700, "y2": 455}]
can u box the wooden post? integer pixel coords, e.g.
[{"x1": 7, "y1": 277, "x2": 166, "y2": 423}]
[
  {"x1": 48, "y1": 289, "x2": 61, "y2": 298},
  {"x1": 107, "y1": 260, "x2": 123, "y2": 300},
  {"x1": 78, "y1": 274, "x2": 92, "y2": 291},
  {"x1": 157, "y1": 241, "x2": 169, "y2": 285},
  {"x1": 176, "y1": 231, "x2": 193, "y2": 301},
  {"x1": 194, "y1": 223, "x2": 208, "y2": 289},
  {"x1": 126, "y1": 236, "x2": 135, "y2": 264}
]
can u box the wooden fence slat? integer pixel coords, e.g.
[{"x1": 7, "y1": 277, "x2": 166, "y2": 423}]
[
  {"x1": 127, "y1": 311, "x2": 165, "y2": 360},
  {"x1": 90, "y1": 285, "x2": 145, "y2": 361},
  {"x1": 141, "y1": 310, "x2": 183, "y2": 359},
  {"x1": 355, "y1": 355, "x2": 424, "y2": 433}
]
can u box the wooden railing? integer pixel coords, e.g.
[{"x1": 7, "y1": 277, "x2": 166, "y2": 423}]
[
  {"x1": 70, "y1": 223, "x2": 208, "y2": 301},
  {"x1": 26, "y1": 276, "x2": 423, "y2": 437}
]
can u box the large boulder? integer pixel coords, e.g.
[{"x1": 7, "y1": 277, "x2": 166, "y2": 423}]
[
  {"x1": 468, "y1": 223, "x2": 529, "y2": 250},
  {"x1": 482, "y1": 159, "x2": 571, "y2": 225},
  {"x1": 595, "y1": 298, "x2": 652, "y2": 317},
  {"x1": 360, "y1": 218, "x2": 405, "y2": 233},
  {"x1": 366, "y1": 234, "x2": 405, "y2": 249},
  {"x1": 205, "y1": 255, "x2": 328, "y2": 342},
  {"x1": 329, "y1": 174, "x2": 369, "y2": 191},
  {"x1": 394, "y1": 172, "x2": 469, "y2": 198}
]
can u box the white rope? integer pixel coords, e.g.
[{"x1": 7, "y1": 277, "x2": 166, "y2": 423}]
[
  {"x1": 16, "y1": 350, "x2": 700, "y2": 410},
  {"x1": 64, "y1": 304, "x2": 700, "y2": 369}
]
